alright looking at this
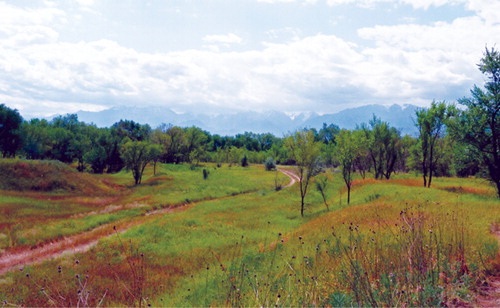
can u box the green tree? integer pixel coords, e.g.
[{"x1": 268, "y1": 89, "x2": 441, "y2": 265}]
[
  {"x1": 315, "y1": 174, "x2": 330, "y2": 211},
  {"x1": 364, "y1": 117, "x2": 402, "y2": 180},
  {"x1": 166, "y1": 126, "x2": 187, "y2": 164},
  {"x1": 284, "y1": 130, "x2": 322, "y2": 217},
  {"x1": 121, "y1": 141, "x2": 160, "y2": 185},
  {"x1": 336, "y1": 129, "x2": 366, "y2": 204},
  {"x1": 396, "y1": 134, "x2": 417, "y2": 174},
  {"x1": 318, "y1": 123, "x2": 340, "y2": 144},
  {"x1": 185, "y1": 126, "x2": 209, "y2": 163},
  {"x1": 151, "y1": 124, "x2": 172, "y2": 163},
  {"x1": 84, "y1": 145, "x2": 107, "y2": 174},
  {"x1": 22, "y1": 119, "x2": 51, "y2": 159},
  {"x1": 0, "y1": 104, "x2": 23, "y2": 158},
  {"x1": 415, "y1": 101, "x2": 454, "y2": 187},
  {"x1": 112, "y1": 119, "x2": 151, "y2": 141},
  {"x1": 450, "y1": 47, "x2": 500, "y2": 197}
]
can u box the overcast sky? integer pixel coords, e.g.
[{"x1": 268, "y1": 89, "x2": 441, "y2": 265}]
[{"x1": 1, "y1": 0, "x2": 499, "y2": 118}]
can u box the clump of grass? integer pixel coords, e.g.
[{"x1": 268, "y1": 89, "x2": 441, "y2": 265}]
[
  {"x1": 330, "y1": 207, "x2": 475, "y2": 306},
  {"x1": 189, "y1": 206, "x2": 484, "y2": 307}
]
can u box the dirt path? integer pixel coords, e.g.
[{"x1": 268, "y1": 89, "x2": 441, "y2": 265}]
[
  {"x1": 475, "y1": 225, "x2": 500, "y2": 307},
  {"x1": 0, "y1": 203, "x2": 190, "y2": 276},
  {"x1": 278, "y1": 167, "x2": 300, "y2": 188},
  {"x1": 0, "y1": 171, "x2": 299, "y2": 276}
]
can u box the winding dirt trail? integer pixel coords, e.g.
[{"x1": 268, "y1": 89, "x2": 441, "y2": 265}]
[
  {"x1": 0, "y1": 203, "x2": 191, "y2": 276},
  {"x1": 278, "y1": 167, "x2": 300, "y2": 188},
  {"x1": 0, "y1": 169, "x2": 299, "y2": 276},
  {"x1": 475, "y1": 225, "x2": 500, "y2": 307}
]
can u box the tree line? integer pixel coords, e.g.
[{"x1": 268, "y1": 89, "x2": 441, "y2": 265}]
[{"x1": 0, "y1": 47, "x2": 499, "y2": 199}]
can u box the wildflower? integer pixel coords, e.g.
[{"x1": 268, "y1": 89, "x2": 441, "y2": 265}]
[{"x1": 75, "y1": 260, "x2": 79, "y2": 264}]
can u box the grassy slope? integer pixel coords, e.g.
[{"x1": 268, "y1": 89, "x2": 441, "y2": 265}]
[
  {"x1": 0, "y1": 161, "x2": 287, "y2": 251},
  {"x1": 0, "y1": 159, "x2": 111, "y2": 193},
  {"x1": 0, "y1": 163, "x2": 498, "y2": 306}
]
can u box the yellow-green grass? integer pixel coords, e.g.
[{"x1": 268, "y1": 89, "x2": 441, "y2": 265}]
[
  {"x1": 151, "y1": 175, "x2": 497, "y2": 306},
  {"x1": 0, "y1": 169, "x2": 498, "y2": 306},
  {"x1": 0, "y1": 161, "x2": 288, "y2": 251},
  {"x1": 115, "y1": 163, "x2": 290, "y2": 206}
]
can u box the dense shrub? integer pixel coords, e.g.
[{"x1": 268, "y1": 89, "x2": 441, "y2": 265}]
[{"x1": 264, "y1": 157, "x2": 276, "y2": 171}]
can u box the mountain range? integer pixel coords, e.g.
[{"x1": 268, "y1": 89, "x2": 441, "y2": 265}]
[{"x1": 74, "y1": 104, "x2": 420, "y2": 136}]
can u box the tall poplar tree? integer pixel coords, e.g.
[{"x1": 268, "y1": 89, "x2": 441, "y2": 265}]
[
  {"x1": 284, "y1": 130, "x2": 322, "y2": 217},
  {"x1": 450, "y1": 47, "x2": 500, "y2": 197}
]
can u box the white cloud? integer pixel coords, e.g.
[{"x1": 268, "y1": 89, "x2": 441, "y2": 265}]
[
  {"x1": 0, "y1": 0, "x2": 498, "y2": 117},
  {"x1": 203, "y1": 33, "x2": 243, "y2": 45},
  {"x1": 466, "y1": 0, "x2": 500, "y2": 24},
  {"x1": 75, "y1": 0, "x2": 96, "y2": 7},
  {"x1": 258, "y1": 0, "x2": 466, "y2": 10},
  {"x1": 257, "y1": 0, "x2": 297, "y2": 3}
]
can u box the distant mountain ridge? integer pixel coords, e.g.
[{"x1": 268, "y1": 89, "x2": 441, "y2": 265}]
[{"x1": 74, "y1": 104, "x2": 419, "y2": 136}]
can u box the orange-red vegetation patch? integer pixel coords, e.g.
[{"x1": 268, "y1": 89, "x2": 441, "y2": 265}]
[
  {"x1": 101, "y1": 179, "x2": 127, "y2": 191},
  {"x1": 441, "y1": 185, "x2": 494, "y2": 196},
  {"x1": 135, "y1": 196, "x2": 152, "y2": 203},
  {"x1": 352, "y1": 178, "x2": 422, "y2": 188},
  {"x1": 352, "y1": 178, "x2": 379, "y2": 187},
  {"x1": 145, "y1": 176, "x2": 172, "y2": 183}
]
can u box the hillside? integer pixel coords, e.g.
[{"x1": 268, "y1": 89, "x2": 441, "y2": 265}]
[{"x1": 0, "y1": 159, "x2": 111, "y2": 194}]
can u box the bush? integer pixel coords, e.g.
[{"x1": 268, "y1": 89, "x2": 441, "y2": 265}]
[
  {"x1": 264, "y1": 157, "x2": 276, "y2": 171},
  {"x1": 241, "y1": 155, "x2": 249, "y2": 167}
]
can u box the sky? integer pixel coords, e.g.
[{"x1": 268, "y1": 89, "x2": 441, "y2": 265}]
[{"x1": 0, "y1": 0, "x2": 499, "y2": 118}]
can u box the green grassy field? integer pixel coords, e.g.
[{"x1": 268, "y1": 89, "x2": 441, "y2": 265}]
[
  {"x1": 0, "y1": 161, "x2": 286, "y2": 250},
  {"x1": 0, "y1": 160, "x2": 498, "y2": 306}
]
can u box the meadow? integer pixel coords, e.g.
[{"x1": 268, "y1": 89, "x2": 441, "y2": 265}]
[{"x1": 0, "y1": 159, "x2": 499, "y2": 306}]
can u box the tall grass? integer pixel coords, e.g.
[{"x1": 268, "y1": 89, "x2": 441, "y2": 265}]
[{"x1": 1, "y1": 169, "x2": 498, "y2": 306}]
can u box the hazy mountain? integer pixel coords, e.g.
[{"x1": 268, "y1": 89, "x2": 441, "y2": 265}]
[
  {"x1": 73, "y1": 104, "x2": 419, "y2": 136},
  {"x1": 303, "y1": 104, "x2": 418, "y2": 135}
]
